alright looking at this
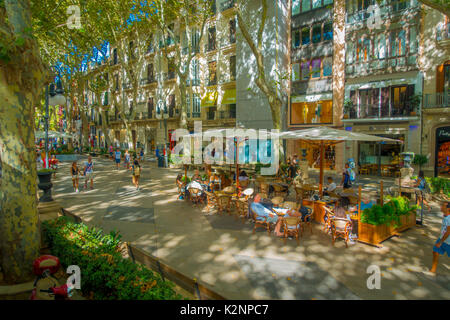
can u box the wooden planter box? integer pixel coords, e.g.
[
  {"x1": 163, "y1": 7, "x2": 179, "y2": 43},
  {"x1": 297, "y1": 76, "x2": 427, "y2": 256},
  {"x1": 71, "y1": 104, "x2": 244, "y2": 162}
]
[
  {"x1": 395, "y1": 212, "x2": 416, "y2": 233},
  {"x1": 358, "y1": 222, "x2": 394, "y2": 247}
]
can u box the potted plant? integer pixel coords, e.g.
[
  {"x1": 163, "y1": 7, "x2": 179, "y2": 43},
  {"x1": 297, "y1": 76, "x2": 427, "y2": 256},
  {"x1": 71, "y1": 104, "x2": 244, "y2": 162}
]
[
  {"x1": 412, "y1": 154, "x2": 428, "y2": 171},
  {"x1": 37, "y1": 168, "x2": 55, "y2": 202},
  {"x1": 343, "y1": 99, "x2": 354, "y2": 119},
  {"x1": 407, "y1": 94, "x2": 421, "y2": 116}
]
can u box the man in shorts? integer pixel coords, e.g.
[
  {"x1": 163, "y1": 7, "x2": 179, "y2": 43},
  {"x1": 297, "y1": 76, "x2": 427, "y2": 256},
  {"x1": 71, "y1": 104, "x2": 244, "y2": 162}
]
[
  {"x1": 114, "y1": 148, "x2": 122, "y2": 170},
  {"x1": 83, "y1": 155, "x2": 94, "y2": 190},
  {"x1": 430, "y1": 201, "x2": 450, "y2": 274}
]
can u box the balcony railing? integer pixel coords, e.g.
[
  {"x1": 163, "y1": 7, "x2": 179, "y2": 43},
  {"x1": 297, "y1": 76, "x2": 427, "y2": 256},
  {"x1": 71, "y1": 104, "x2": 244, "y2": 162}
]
[
  {"x1": 437, "y1": 23, "x2": 450, "y2": 42},
  {"x1": 140, "y1": 77, "x2": 156, "y2": 85},
  {"x1": 346, "y1": 104, "x2": 420, "y2": 119},
  {"x1": 205, "y1": 42, "x2": 216, "y2": 52},
  {"x1": 191, "y1": 112, "x2": 201, "y2": 118},
  {"x1": 220, "y1": 0, "x2": 235, "y2": 12},
  {"x1": 164, "y1": 72, "x2": 176, "y2": 81},
  {"x1": 122, "y1": 82, "x2": 132, "y2": 90},
  {"x1": 424, "y1": 92, "x2": 450, "y2": 108},
  {"x1": 186, "y1": 78, "x2": 201, "y2": 87}
]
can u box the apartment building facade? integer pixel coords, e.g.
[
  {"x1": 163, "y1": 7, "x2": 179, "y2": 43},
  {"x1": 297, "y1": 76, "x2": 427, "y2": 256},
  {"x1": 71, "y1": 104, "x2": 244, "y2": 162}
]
[{"x1": 420, "y1": 9, "x2": 450, "y2": 177}]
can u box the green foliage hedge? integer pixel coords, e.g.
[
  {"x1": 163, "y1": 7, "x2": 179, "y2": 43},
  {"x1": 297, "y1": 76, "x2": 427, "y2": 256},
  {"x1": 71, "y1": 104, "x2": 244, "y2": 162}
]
[
  {"x1": 43, "y1": 217, "x2": 182, "y2": 300},
  {"x1": 360, "y1": 196, "x2": 417, "y2": 227}
]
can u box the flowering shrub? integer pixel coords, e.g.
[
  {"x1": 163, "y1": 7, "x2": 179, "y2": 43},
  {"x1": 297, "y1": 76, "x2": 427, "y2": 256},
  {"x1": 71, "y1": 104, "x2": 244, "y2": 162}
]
[{"x1": 43, "y1": 217, "x2": 182, "y2": 300}]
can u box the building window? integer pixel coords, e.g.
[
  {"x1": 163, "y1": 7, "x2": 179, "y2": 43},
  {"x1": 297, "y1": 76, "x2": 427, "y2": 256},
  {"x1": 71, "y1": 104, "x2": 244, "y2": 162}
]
[
  {"x1": 292, "y1": 0, "x2": 301, "y2": 15},
  {"x1": 302, "y1": 0, "x2": 311, "y2": 13},
  {"x1": 186, "y1": 93, "x2": 191, "y2": 117},
  {"x1": 391, "y1": 85, "x2": 414, "y2": 116},
  {"x1": 357, "y1": 37, "x2": 371, "y2": 61},
  {"x1": 392, "y1": 0, "x2": 408, "y2": 12},
  {"x1": 390, "y1": 29, "x2": 406, "y2": 57},
  {"x1": 359, "y1": 88, "x2": 380, "y2": 118},
  {"x1": 301, "y1": 27, "x2": 310, "y2": 45},
  {"x1": 190, "y1": 58, "x2": 200, "y2": 86},
  {"x1": 312, "y1": 24, "x2": 322, "y2": 43},
  {"x1": 229, "y1": 19, "x2": 236, "y2": 44},
  {"x1": 323, "y1": 57, "x2": 332, "y2": 77},
  {"x1": 208, "y1": 26, "x2": 216, "y2": 51},
  {"x1": 147, "y1": 64, "x2": 153, "y2": 80},
  {"x1": 113, "y1": 48, "x2": 118, "y2": 64},
  {"x1": 311, "y1": 58, "x2": 321, "y2": 78},
  {"x1": 291, "y1": 100, "x2": 333, "y2": 124},
  {"x1": 147, "y1": 97, "x2": 154, "y2": 118},
  {"x1": 374, "y1": 33, "x2": 386, "y2": 59},
  {"x1": 230, "y1": 55, "x2": 236, "y2": 80},
  {"x1": 193, "y1": 94, "x2": 201, "y2": 117},
  {"x1": 312, "y1": 0, "x2": 322, "y2": 9},
  {"x1": 301, "y1": 61, "x2": 310, "y2": 80},
  {"x1": 293, "y1": 30, "x2": 301, "y2": 48},
  {"x1": 292, "y1": 63, "x2": 300, "y2": 81},
  {"x1": 323, "y1": 22, "x2": 333, "y2": 41},
  {"x1": 323, "y1": 0, "x2": 333, "y2": 5},
  {"x1": 208, "y1": 61, "x2": 217, "y2": 85},
  {"x1": 409, "y1": 26, "x2": 417, "y2": 54}
]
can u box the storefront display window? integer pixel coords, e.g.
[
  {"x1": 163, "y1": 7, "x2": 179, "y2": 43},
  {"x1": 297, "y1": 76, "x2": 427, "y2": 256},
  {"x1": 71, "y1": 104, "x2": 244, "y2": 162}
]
[
  {"x1": 358, "y1": 134, "x2": 404, "y2": 174},
  {"x1": 291, "y1": 100, "x2": 333, "y2": 125},
  {"x1": 436, "y1": 126, "x2": 450, "y2": 177}
]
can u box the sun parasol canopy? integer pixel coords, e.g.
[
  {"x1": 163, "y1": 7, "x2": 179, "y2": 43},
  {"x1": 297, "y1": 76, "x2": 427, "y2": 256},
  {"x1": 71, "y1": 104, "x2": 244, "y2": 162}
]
[{"x1": 278, "y1": 127, "x2": 402, "y2": 143}]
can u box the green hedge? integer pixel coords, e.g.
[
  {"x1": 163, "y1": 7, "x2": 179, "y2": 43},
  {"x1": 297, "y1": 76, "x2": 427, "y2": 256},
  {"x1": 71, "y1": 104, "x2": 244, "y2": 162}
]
[
  {"x1": 43, "y1": 217, "x2": 182, "y2": 300},
  {"x1": 361, "y1": 196, "x2": 417, "y2": 227}
]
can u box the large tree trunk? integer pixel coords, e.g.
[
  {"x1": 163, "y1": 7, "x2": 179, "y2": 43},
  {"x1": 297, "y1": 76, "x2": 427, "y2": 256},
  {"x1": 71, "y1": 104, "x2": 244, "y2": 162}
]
[
  {"x1": 80, "y1": 111, "x2": 90, "y2": 149},
  {"x1": 0, "y1": 71, "x2": 41, "y2": 284}
]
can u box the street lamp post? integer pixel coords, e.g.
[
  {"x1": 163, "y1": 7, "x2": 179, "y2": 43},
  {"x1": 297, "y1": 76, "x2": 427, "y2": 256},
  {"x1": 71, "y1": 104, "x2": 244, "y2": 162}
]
[{"x1": 156, "y1": 100, "x2": 169, "y2": 167}]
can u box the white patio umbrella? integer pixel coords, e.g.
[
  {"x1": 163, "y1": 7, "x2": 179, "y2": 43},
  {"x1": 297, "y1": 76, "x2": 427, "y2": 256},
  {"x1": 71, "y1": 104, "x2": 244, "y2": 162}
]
[
  {"x1": 278, "y1": 127, "x2": 402, "y2": 195},
  {"x1": 181, "y1": 128, "x2": 280, "y2": 189}
]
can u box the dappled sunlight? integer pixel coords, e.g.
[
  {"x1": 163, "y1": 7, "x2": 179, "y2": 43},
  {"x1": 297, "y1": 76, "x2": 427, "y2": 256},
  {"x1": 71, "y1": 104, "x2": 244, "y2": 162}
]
[{"x1": 49, "y1": 157, "x2": 450, "y2": 299}]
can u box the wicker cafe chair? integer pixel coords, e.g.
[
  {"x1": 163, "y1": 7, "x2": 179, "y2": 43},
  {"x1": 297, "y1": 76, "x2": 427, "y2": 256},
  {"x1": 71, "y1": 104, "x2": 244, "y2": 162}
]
[
  {"x1": 330, "y1": 218, "x2": 352, "y2": 248},
  {"x1": 323, "y1": 206, "x2": 335, "y2": 234},
  {"x1": 282, "y1": 217, "x2": 302, "y2": 245},
  {"x1": 260, "y1": 183, "x2": 269, "y2": 195},
  {"x1": 250, "y1": 204, "x2": 273, "y2": 235},
  {"x1": 295, "y1": 186, "x2": 304, "y2": 202},
  {"x1": 273, "y1": 184, "x2": 288, "y2": 199},
  {"x1": 216, "y1": 192, "x2": 232, "y2": 214},
  {"x1": 205, "y1": 190, "x2": 218, "y2": 212},
  {"x1": 189, "y1": 188, "x2": 204, "y2": 207},
  {"x1": 299, "y1": 205, "x2": 313, "y2": 235}
]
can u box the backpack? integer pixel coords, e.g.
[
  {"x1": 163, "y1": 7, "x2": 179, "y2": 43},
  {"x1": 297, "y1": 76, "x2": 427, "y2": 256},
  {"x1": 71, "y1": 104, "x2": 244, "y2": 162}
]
[
  {"x1": 348, "y1": 168, "x2": 356, "y2": 182},
  {"x1": 133, "y1": 166, "x2": 141, "y2": 176}
]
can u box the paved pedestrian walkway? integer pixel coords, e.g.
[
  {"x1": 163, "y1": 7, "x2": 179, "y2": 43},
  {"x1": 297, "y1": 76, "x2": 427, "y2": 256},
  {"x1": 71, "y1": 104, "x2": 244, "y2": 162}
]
[{"x1": 51, "y1": 156, "x2": 449, "y2": 300}]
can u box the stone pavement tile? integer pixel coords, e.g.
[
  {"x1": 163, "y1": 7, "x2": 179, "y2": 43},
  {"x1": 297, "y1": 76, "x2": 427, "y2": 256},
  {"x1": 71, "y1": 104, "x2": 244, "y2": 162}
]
[
  {"x1": 104, "y1": 206, "x2": 155, "y2": 224},
  {"x1": 233, "y1": 255, "x2": 359, "y2": 300}
]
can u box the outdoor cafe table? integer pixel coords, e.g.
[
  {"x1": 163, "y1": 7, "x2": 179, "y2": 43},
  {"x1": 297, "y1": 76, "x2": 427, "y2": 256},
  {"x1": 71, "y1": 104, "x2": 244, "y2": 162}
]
[{"x1": 302, "y1": 196, "x2": 338, "y2": 223}]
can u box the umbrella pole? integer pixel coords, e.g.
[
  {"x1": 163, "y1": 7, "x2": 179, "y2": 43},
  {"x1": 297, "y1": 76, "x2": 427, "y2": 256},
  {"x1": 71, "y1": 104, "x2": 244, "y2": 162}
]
[
  {"x1": 319, "y1": 142, "x2": 324, "y2": 197},
  {"x1": 235, "y1": 138, "x2": 239, "y2": 190},
  {"x1": 184, "y1": 164, "x2": 187, "y2": 182},
  {"x1": 380, "y1": 180, "x2": 384, "y2": 206}
]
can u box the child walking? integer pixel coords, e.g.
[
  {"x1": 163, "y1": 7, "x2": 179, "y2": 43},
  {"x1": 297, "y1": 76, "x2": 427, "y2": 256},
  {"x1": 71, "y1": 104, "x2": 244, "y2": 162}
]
[
  {"x1": 131, "y1": 159, "x2": 141, "y2": 190},
  {"x1": 114, "y1": 148, "x2": 122, "y2": 170},
  {"x1": 83, "y1": 155, "x2": 94, "y2": 190},
  {"x1": 71, "y1": 161, "x2": 79, "y2": 193}
]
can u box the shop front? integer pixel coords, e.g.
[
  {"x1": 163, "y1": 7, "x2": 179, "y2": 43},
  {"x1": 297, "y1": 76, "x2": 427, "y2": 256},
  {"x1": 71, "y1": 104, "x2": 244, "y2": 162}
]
[{"x1": 435, "y1": 126, "x2": 450, "y2": 177}]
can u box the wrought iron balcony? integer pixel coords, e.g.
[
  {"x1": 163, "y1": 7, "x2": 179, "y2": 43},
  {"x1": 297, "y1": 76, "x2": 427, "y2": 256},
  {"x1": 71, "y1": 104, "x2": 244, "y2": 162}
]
[
  {"x1": 140, "y1": 77, "x2": 156, "y2": 85},
  {"x1": 423, "y1": 92, "x2": 450, "y2": 109}
]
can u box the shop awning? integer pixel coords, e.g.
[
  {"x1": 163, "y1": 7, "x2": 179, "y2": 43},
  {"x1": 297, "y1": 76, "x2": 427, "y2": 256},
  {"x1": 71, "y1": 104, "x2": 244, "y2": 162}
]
[
  {"x1": 201, "y1": 91, "x2": 218, "y2": 107},
  {"x1": 221, "y1": 88, "x2": 236, "y2": 105}
]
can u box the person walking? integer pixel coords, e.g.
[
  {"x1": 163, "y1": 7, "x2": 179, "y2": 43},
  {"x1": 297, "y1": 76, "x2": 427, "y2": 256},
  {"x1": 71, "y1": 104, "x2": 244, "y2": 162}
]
[
  {"x1": 414, "y1": 170, "x2": 432, "y2": 211},
  {"x1": 109, "y1": 145, "x2": 114, "y2": 160},
  {"x1": 71, "y1": 161, "x2": 80, "y2": 193},
  {"x1": 139, "y1": 148, "x2": 144, "y2": 162},
  {"x1": 124, "y1": 150, "x2": 131, "y2": 169},
  {"x1": 429, "y1": 201, "x2": 450, "y2": 274},
  {"x1": 114, "y1": 148, "x2": 122, "y2": 170},
  {"x1": 83, "y1": 155, "x2": 94, "y2": 190},
  {"x1": 341, "y1": 163, "x2": 352, "y2": 189},
  {"x1": 131, "y1": 159, "x2": 141, "y2": 190}
]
